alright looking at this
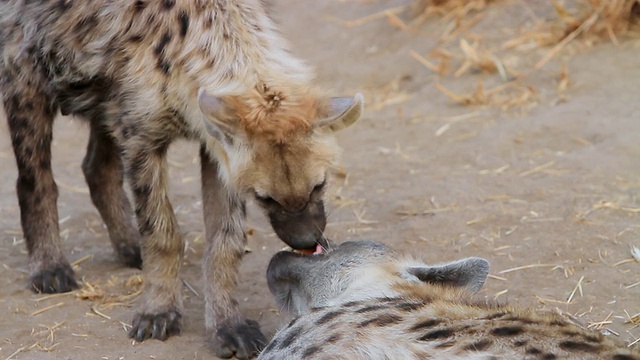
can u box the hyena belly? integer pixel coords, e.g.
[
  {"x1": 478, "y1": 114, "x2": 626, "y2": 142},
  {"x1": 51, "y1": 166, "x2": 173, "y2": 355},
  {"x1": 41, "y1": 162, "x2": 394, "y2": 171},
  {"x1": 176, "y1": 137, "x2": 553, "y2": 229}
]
[
  {"x1": 1, "y1": 1, "x2": 364, "y2": 358},
  {"x1": 261, "y1": 240, "x2": 640, "y2": 360}
]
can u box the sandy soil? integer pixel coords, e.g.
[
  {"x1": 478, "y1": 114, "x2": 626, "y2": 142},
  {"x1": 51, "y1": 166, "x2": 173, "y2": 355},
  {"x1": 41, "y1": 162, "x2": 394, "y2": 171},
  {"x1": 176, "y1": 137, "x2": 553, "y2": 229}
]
[{"x1": 1, "y1": 1, "x2": 639, "y2": 359}]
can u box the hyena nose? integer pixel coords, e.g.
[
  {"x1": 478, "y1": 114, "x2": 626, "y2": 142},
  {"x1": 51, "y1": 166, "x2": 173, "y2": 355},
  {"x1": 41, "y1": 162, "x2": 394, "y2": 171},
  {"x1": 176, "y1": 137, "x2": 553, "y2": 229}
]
[
  {"x1": 282, "y1": 199, "x2": 308, "y2": 214},
  {"x1": 268, "y1": 200, "x2": 327, "y2": 250}
]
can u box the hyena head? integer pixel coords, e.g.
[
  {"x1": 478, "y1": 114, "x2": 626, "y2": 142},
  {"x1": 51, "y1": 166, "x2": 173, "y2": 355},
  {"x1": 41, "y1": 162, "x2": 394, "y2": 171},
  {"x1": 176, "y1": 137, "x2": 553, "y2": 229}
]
[
  {"x1": 198, "y1": 85, "x2": 364, "y2": 251},
  {"x1": 267, "y1": 240, "x2": 490, "y2": 316}
]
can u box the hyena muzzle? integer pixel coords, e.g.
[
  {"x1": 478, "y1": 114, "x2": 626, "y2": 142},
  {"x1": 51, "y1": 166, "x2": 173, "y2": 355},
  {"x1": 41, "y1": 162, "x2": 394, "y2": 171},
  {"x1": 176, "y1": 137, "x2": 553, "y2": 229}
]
[
  {"x1": 0, "y1": 0, "x2": 363, "y2": 358},
  {"x1": 261, "y1": 240, "x2": 640, "y2": 360}
]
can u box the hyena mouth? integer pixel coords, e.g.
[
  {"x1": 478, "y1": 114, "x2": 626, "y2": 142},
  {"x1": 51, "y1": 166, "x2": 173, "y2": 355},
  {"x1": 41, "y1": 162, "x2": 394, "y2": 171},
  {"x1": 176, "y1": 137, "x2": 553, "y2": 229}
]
[
  {"x1": 286, "y1": 237, "x2": 332, "y2": 255},
  {"x1": 292, "y1": 244, "x2": 324, "y2": 255}
]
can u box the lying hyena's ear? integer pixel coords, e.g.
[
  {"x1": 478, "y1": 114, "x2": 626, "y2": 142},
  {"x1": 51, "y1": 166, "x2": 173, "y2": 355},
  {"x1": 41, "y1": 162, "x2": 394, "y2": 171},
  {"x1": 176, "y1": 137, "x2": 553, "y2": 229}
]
[
  {"x1": 315, "y1": 93, "x2": 364, "y2": 132},
  {"x1": 197, "y1": 88, "x2": 241, "y2": 142},
  {"x1": 407, "y1": 257, "x2": 490, "y2": 293}
]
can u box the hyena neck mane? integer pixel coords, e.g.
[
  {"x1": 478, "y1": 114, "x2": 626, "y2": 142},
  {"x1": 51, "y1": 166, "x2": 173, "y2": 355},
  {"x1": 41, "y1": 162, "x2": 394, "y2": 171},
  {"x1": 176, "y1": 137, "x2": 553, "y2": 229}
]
[
  {"x1": 326, "y1": 258, "x2": 491, "y2": 310},
  {"x1": 219, "y1": 83, "x2": 325, "y2": 143},
  {"x1": 336, "y1": 259, "x2": 576, "y2": 327}
]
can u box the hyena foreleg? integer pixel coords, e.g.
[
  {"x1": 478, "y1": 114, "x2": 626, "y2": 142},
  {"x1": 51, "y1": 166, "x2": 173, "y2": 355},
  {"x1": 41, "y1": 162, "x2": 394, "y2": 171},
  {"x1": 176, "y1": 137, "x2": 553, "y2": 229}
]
[
  {"x1": 82, "y1": 122, "x2": 142, "y2": 268},
  {"x1": 125, "y1": 138, "x2": 183, "y2": 341},
  {"x1": 4, "y1": 83, "x2": 78, "y2": 293},
  {"x1": 200, "y1": 146, "x2": 267, "y2": 359}
]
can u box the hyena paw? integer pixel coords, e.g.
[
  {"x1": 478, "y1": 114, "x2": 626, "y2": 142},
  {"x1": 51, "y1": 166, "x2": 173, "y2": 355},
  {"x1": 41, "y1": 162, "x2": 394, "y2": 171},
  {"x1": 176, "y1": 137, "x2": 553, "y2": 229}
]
[
  {"x1": 30, "y1": 263, "x2": 78, "y2": 293},
  {"x1": 129, "y1": 308, "x2": 182, "y2": 342},
  {"x1": 117, "y1": 243, "x2": 142, "y2": 269},
  {"x1": 212, "y1": 319, "x2": 267, "y2": 359}
]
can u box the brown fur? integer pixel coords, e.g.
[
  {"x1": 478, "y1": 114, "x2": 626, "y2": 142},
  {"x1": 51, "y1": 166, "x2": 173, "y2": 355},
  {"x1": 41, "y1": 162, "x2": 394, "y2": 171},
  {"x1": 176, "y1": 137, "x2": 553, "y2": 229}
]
[
  {"x1": 0, "y1": 1, "x2": 362, "y2": 358},
  {"x1": 261, "y1": 240, "x2": 640, "y2": 360},
  {"x1": 226, "y1": 84, "x2": 323, "y2": 143}
]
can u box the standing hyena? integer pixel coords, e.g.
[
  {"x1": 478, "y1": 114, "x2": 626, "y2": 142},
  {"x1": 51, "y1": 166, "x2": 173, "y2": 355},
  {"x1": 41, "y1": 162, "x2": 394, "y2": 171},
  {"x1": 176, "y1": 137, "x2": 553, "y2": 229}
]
[
  {"x1": 0, "y1": 1, "x2": 363, "y2": 358},
  {"x1": 261, "y1": 240, "x2": 640, "y2": 359}
]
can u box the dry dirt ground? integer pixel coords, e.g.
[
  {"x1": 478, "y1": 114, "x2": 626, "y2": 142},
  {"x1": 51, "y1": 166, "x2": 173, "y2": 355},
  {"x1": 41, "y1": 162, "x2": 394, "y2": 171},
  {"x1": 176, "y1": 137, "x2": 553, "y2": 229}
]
[{"x1": 1, "y1": 1, "x2": 639, "y2": 359}]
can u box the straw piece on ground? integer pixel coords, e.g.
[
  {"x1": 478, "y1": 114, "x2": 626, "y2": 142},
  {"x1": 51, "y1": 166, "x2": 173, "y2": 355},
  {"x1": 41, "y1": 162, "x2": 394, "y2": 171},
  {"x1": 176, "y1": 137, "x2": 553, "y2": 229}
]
[
  {"x1": 587, "y1": 311, "x2": 614, "y2": 330},
  {"x1": 519, "y1": 161, "x2": 556, "y2": 177},
  {"x1": 33, "y1": 292, "x2": 73, "y2": 302},
  {"x1": 498, "y1": 263, "x2": 557, "y2": 274},
  {"x1": 493, "y1": 289, "x2": 508, "y2": 300},
  {"x1": 410, "y1": 50, "x2": 441, "y2": 73},
  {"x1": 535, "y1": 10, "x2": 600, "y2": 69},
  {"x1": 535, "y1": 295, "x2": 575, "y2": 305},
  {"x1": 91, "y1": 305, "x2": 111, "y2": 320},
  {"x1": 31, "y1": 302, "x2": 64, "y2": 316},
  {"x1": 566, "y1": 275, "x2": 585, "y2": 303},
  {"x1": 70, "y1": 254, "x2": 92, "y2": 267},
  {"x1": 325, "y1": 5, "x2": 406, "y2": 28},
  {"x1": 487, "y1": 274, "x2": 507, "y2": 281},
  {"x1": 182, "y1": 279, "x2": 200, "y2": 298},
  {"x1": 4, "y1": 346, "x2": 27, "y2": 360}
]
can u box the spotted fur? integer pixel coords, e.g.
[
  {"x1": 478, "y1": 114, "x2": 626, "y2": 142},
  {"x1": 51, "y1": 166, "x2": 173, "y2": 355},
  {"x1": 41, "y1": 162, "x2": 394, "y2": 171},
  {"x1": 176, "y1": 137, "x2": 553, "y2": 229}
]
[
  {"x1": 0, "y1": 1, "x2": 363, "y2": 358},
  {"x1": 261, "y1": 240, "x2": 640, "y2": 360}
]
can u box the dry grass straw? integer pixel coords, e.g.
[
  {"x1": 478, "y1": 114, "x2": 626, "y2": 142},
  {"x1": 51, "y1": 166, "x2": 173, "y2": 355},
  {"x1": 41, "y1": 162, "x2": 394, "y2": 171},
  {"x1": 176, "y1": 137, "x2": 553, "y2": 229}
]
[
  {"x1": 577, "y1": 200, "x2": 640, "y2": 220},
  {"x1": 517, "y1": 0, "x2": 640, "y2": 68},
  {"x1": 435, "y1": 81, "x2": 537, "y2": 110},
  {"x1": 31, "y1": 302, "x2": 65, "y2": 316},
  {"x1": 552, "y1": 0, "x2": 639, "y2": 43},
  {"x1": 366, "y1": 76, "x2": 414, "y2": 112},
  {"x1": 587, "y1": 311, "x2": 614, "y2": 330},
  {"x1": 519, "y1": 161, "x2": 556, "y2": 177},
  {"x1": 498, "y1": 263, "x2": 558, "y2": 274},
  {"x1": 454, "y1": 38, "x2": 503, "y2": 78},
  {"x1": 409, "y1": 0, "x2": 639, "y2": 110},
  {"x1": 411, "y1": 0, "x2": 497, "y2": 25},
  {"x1": 75, "y1": 275, "x2": 144, "y2": 319},
  {"x1": 325, "y1": 5, "x2": 407, "y2": 28},
  {"x1": 626, "y1": 312, "x2": 640, "y2": 325},
  {"x1": 5, "y1": 321, "x2": 67, "y2": 359},
  {"x1": 566, "y1": 275, "x2": 585, "y2": 303}
]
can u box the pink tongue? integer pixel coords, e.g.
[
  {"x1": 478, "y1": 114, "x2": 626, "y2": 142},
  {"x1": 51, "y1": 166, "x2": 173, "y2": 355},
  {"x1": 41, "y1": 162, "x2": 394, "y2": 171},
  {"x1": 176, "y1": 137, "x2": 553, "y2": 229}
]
[{"x1": 294, "y1": 245, "x2": 324, "y2": 255}]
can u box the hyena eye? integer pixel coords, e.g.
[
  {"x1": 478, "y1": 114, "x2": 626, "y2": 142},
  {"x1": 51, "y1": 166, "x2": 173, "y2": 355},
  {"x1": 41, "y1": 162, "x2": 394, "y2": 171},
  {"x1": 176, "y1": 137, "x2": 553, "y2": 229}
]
[
  {"x1": 255, "y1": 193, "x2": 279, "y2": 207},
  {"x1": 311, "y1": 179, "x2": 326, "y2": 195}
]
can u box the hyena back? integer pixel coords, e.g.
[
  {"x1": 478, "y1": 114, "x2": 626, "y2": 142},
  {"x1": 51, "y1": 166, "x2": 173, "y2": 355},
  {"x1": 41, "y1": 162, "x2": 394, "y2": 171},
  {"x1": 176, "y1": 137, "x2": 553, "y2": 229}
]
[
  {"x1": 262, "y1": 240, "x2": 640, "y2": 360},
  {"x1": 0, "y1": 1, "x2": 363, "y2": 358}
]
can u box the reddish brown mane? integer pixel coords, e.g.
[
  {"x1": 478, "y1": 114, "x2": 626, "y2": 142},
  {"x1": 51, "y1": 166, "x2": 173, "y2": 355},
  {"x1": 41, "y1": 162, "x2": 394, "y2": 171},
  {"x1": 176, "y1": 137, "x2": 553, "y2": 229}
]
[{"x1": 225, "y1": 84, "x2": 322, "y2": 143}]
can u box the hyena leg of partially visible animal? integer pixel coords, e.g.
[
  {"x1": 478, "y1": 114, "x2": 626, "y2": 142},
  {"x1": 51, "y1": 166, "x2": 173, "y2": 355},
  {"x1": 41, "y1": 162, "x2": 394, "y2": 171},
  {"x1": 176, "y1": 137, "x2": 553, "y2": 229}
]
[
  {"x1": 82, "y1": 122, "x2": 142, "y2": 269},
  {"x1": 200, "y1": 146, "x2": 267, "y2": 358},
  {"x1": 3, "y1": 77, "x2": 77, "y2": 293},
  {"x1": 124, "y1": 132, "x2": 184, "y2": 341}
]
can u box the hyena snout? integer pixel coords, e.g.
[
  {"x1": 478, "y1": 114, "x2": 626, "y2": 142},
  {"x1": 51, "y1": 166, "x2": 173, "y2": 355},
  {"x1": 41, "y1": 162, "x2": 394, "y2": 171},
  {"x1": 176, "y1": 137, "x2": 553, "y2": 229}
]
[{"x1": 268, "y1": 200, "x2": 326, "y2": 250}]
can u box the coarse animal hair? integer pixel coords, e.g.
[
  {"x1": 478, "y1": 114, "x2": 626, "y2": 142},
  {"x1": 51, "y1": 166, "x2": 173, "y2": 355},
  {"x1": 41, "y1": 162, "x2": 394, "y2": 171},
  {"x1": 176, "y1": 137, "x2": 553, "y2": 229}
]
[
  {"x1": 261, "y1": 240, "x2": 640, "y2": 360},
  {"x1": 0, "y1": 1, "x2": 363, "y2": 358}
]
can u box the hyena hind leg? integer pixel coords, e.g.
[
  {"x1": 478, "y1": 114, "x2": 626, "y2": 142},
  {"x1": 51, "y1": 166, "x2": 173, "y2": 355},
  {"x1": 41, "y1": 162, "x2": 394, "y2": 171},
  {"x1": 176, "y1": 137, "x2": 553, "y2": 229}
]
[
  {"x1": 82, "y1": 122, "x2": 142, "y2": 268},
  {"x1": 4, "y1": 87, "x2": 77, "y2": 293}
]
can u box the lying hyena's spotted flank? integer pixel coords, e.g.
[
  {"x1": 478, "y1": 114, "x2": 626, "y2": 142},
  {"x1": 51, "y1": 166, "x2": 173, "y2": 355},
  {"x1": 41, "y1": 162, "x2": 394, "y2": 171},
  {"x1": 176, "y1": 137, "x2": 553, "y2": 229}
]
[
  {"x1": 0, "y1": 1, "x2": 363, "y2": 357},
  {"x1": 262, "y1": 240, "x2": 640, "y2": 360}
]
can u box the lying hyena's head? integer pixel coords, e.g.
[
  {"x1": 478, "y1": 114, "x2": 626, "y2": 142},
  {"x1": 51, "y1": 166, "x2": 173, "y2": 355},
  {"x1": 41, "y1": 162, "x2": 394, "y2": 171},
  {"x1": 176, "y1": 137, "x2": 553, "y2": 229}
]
[
  {"x1": 197, "y1": 85, "x2": 363, "y2": 251},
  {"x1": 267, "y1": 240, "x2": 490, "y2": 316}
]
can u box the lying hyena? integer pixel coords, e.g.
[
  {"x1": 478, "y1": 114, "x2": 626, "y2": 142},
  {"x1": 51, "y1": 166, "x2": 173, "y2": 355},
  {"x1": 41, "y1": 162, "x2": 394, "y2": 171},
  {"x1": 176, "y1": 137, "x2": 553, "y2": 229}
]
[
  {"x1": 0, "y1": 1, "x2": 363, "y2": 358},
  {"x1": 262, "y1": 240, "x2": 640, "y2": 360}
]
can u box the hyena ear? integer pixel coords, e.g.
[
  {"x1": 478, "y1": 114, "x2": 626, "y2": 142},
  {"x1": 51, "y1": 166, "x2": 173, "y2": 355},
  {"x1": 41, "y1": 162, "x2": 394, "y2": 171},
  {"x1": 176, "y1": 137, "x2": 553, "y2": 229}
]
[
  {"x1": 197, "y1": 88, "x2": 241, "y2": 142},
  {"x1": 315, "y1": 93, "x2": 364, "y2": 132},
  {"x1": 407, "y1": 257, "x2": 490, "y2": 293}
]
